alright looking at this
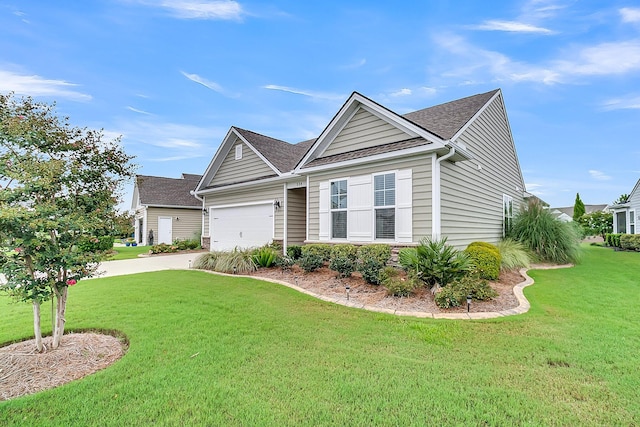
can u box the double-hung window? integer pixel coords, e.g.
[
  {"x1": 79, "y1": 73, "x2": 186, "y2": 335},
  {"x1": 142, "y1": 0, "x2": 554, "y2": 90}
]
[
  {"x1": 630, "y1": 210, "x2": 636, "y2": 234},
  {"x1": 374, "y1": 173, "x2": 395, "y2": 239},
  {"x1": 331, "y1": 180, "x2": 347, "y2": 238}
]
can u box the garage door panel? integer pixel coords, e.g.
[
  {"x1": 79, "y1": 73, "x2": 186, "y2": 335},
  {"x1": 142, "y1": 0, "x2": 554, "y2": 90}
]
[{"x1": 211, "y1": 203, "x2": 273, "y2": 251}]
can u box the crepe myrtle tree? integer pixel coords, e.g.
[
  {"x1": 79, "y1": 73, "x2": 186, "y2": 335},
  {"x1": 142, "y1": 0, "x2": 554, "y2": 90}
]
[{"x1": 0, "y1": 93, "x2": 135, "y2": 352}]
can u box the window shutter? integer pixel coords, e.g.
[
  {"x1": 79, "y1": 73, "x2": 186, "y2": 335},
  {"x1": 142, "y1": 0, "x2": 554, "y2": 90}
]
[
  {"x1": 396, "y1": 169, "x2": 412, "y2": 243},
  {"x1": 348, "y1": 175, "x2": 373, "y2": 241},
  {"x1": 318, "y1": 181, "x2": 330, "y2": 241}
]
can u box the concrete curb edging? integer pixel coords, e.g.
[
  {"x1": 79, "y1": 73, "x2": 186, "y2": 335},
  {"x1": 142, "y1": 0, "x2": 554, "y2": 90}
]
[{"x1": 200, "y1": 263, "x2": 573, "y2": 320}]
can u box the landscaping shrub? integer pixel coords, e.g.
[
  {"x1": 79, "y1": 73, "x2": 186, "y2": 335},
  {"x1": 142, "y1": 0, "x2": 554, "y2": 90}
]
[
  {"x1": 358, "y1": 258, "x2": 386, "y2": 285},
  {"x1": 275, "y1": 255, "x2": 294, "y2": 271},
  {"x1": 496, "y1": 238, "x2": 530, "y2": 270},
  {"x1": 150, "y1": 238, "x2": 200, "y2": 254},
  {"x1": 192, "y1": 252, "x2": 221, "y2": 270},
  {"x1": 252, "y1": 246, "x2": 278, "y2": 268},
  {"x1": 301, "y1": 244, "x2": 332, "y2": 262},
  {"x1": 214, "y1": 248, "x2": 256, "y2": 274},
  {"x1": 298, "y1": 252, "x2": 324, "y2": 273},
  {"x1": 329, "y1": 244, "x2": 357, "y2": 278},
  {"x1": 510, "y1": 199, "x2": 582, "y2": 264},
  {"x1": 380, "y1": 267, "x2": 418, "y2": 297},
  {"x1": 464, "y1": 243, "x2": 500, "y2": 280},
  {"x1": 605, "y1": 233, "x2": 622, "y2": 248},
  {"x1": 286, "y1": 245, "x2": 302, "y2": 260},
  {"x1": 434, "y1": 274, "x2": 498, "y2": 309},
  {"x1": 620, "y1": 234, "x2": 640, "y2": 251},
  {"x1": 329, "y1": 255, "x2": 355, "y2": 278},
  {"x1": 150, "y1": 243, "x2": 176, "y2": 254},
  {"x1": 356, "y1": 244, "x2": 391, "y2": 265},
  {"x1": 398, "y1": 237, "x2": 471, "y2": 289},
  {"x1": 77, "y1": 235, "x2": 114, "y2": 253}
]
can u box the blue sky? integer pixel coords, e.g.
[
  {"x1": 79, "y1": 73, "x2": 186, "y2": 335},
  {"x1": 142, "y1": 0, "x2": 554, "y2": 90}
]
[{"x1": 1, "y1": 0, "x2": 639, "y2": 210}]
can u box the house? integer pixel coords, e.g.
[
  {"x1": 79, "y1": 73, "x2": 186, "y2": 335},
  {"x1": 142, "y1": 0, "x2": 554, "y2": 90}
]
[
  {"x1": 610, "y1": 179, "x2": 640, "y2": 234},
  {"x1": 131, "y1": 173, "x2": 203, "y2": 245},
  {"x1": 194, "y1": 89, "x2": 527, "y2": 251},
  {"x1": 549, "y1": 204, "x2": 608, "y2": 222}
]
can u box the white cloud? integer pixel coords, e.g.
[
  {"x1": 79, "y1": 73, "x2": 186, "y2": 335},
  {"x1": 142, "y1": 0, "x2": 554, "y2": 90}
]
[
  {"x1": 135, "y1": 0, "x2": 244, "y2": 20},
  {"x1": 340, "y1": 58, "x2": 367, "y2": 69},
  {"x1": 470, "y1": 20, "x2": 553, "y2": 34},
  {"x1": 390, "y1": 88, "x2": 412, "y2": 97},
  {"x1": 126, "y1": 106, "x2": 153, "y2": 115},
  {"x1": 431, "y1": 34, "x2": 640, "y2": 86},
  {"x1": 181, "y1": 71, "x2": 224, "y2": 93},
  {"x1": 621, "y1": 7, "x2": 640, "y2": 23},
  {"x1": 0, "y1": 69, "x2": 91, "y2": 101},
  {"x1": 554, "y1": 40, "x2": 640, "y2": 78},
  {"x1": 589, "y1": 170, "x2": 612, "y2": 181},
  {"x1": 263, "y1": 85, "x2": 345, "y2": 101},
  {"x1": 601, "y1": 95, "x2": 640, "y2": 110}
]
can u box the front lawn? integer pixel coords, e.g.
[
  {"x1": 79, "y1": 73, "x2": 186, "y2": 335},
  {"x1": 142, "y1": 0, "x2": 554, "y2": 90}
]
[
  {"x1": 1, "y1": 245, "x2": 639, "y2": 425},
  {"x1": 106, "y1": 245, "x2": 150, "y2": 260}
]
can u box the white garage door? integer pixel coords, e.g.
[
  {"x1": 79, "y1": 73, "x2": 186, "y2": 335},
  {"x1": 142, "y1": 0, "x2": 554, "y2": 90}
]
[{"x1": 211, "y1": 203, "x2": 274, "y2": 251}]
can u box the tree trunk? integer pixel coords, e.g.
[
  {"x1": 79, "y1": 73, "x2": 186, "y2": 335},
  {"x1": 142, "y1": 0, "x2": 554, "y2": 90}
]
[
  {"x1": 51, "y1": 285, "x2": 68, "y2": 349},
  {"x1": 33, "y1": 300, "x2": 43, "y2": 353}
]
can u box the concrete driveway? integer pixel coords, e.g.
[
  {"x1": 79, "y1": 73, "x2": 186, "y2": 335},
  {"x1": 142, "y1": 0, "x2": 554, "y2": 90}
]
[{"x1": 94, "y1": 253, "x2": 198, "y2": 278}]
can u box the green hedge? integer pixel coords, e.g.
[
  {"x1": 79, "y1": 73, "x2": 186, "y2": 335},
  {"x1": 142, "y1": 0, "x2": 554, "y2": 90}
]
[
  {"x1": 605, "y1": 233, "x2": 622, "y2": 248},
  {"x1": 301, "y1": 244, "x2": 332, "y2": 262},
  {"x1": 620, "y1": 234, "x2": 640, "y2": 251}
]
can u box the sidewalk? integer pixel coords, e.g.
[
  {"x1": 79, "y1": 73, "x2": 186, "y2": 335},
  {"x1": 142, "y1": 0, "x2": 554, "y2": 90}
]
[{"x1": 94, "y1": 253, "x2": 196, "y2": 278}]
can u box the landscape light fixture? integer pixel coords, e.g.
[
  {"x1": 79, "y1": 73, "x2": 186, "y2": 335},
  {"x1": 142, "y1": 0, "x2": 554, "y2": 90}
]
[
  {"x1": 467, "y1": 295, "x2": 472, "y2": 313},
  {"x1": 233, "y1": 266, "x2": 237, "y2": 275},
  {"x1": 346, "y1": 285, "x2": 351, "y2": 300}
]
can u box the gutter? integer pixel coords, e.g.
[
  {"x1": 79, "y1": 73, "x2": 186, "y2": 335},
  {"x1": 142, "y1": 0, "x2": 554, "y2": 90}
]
[
  {"x1": 432, "y1": 146, "x2": 456, "y2": 239},
  {"x1": 190, "y1": 190, "x2": 207, "y2": 245}
]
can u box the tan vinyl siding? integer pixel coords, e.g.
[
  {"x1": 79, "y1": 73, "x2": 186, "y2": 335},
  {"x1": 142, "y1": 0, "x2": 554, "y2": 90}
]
[
  {"x1": 146, "y1": 207, "x2": 202, "y2": 242},
  {"x1": 210, "y1": 137, "x2": 275, "y2": 187},
  {"x1": 321, "y1": 107, "x2": 410, "y2": 158},
  {"x1": 307, "y1": 155, "x2": 432, "y2": 242},
  {"x1": 203, "y1": 182, "x2": 284, "y2": 239},
  {"x1": 286, "y1": 188, "x2": 307, "y2": 246},
  {"x1": 440, "y1": 94, "x2": 525, "y2": 248}
]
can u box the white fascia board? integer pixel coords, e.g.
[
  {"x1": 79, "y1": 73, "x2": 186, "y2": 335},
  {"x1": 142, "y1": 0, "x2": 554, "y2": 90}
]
[
  {"x1": 194, "y1": 127, "x2": 237, "y2": 193},
  {"x1": 294, "y1": 92, "x2": 447, "y2": 172},
  {"x1": 298, "y1": 144, "x2": 438, "y2": 174},
  {"x1": 195, "y1": 174, "x2": 289, "y2": 196},
  {"x1": 145, "y1": 205, "x2": 202, "y2": 210}
]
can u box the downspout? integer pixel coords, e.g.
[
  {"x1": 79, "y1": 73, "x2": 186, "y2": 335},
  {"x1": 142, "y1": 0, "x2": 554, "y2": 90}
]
[
  {"x1": 432, "y1": 146, "x2": 456, "y2": 239},
  {"x1": 190, "y1": 190, "x2": 206, "y2": 247}
]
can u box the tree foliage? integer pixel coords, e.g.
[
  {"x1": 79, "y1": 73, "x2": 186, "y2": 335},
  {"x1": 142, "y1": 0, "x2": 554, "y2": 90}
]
[
  {"x1": 613, "y1": 194, "x2": 630, "y2": 205},
  {"x1": 578, "y1": 211, "x2": 613, "y2": 238},
  {"x1": 573, "y1": 193, "x2": 585, "y2": 222},
  {"x1": 0, "y1": 93, "x2": 135, "y2": 352}
]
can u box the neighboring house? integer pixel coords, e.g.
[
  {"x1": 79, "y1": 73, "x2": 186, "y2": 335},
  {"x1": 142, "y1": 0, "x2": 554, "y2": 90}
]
[
  {"x1": 610, "y1": 179, "x2": 640, "y2": 234},
  {"x1": 194, "y1": 89, "x2": 527, "y2": 251},
  {"x1": 131, "y1": 173, "x2": 203, "y2": 245},
  {"x1": 550, "y1": 204, "x2": 608, "y2": 222}
]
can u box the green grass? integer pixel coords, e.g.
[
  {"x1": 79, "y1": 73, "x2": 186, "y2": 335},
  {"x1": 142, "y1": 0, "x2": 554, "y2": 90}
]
[
  {"x1": 107, "y1": 245, "x2": 150, "y2": 260},
  {"x1": 1, "y1": 245, "x2": 639, "y2": 425}
]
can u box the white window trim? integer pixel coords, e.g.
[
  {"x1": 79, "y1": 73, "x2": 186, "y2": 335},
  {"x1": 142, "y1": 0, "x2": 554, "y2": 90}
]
[
  {"x1": 630, "y1": 210, "x2": 636, "y2": 234},
  {"x1": 330, "y1": 178, "x2": 348, "y2": 240},
  {"x1": 373, "y1": 171, "x2": 397, "y2": 241},
  {"x1": 503, "y1": 194, "x2": 514, "y2": 237},
  {"x1": 235, "y1": 144, "x2": 242, "y2": 160}
]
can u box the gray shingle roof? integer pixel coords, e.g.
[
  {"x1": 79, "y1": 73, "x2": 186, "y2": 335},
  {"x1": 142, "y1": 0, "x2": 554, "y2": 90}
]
[
  {"x1": 136, "y1": 174, "x2": 202, "y2": 207},
  {"x1": 302, "y1": 137, "x2": 429, "y2": 169},
  {"x1": 234, "y1": 128, "x2": 315, "y2": 173},
  {"x1": 403, "y1": 89, "x2": 499, "y2": 140},
  {"x1": 551, "y1": 204, "x2": 609, "y2": 217},
  {"x1": 231, "y1": 89, "x2": 498, "y2": 173}
]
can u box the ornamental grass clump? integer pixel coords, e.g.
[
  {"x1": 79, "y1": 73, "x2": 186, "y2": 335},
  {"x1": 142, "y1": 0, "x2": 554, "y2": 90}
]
[
  {"x1": 214, "y1": 247, "x2": 256, "y2": 274},
  {"x1": 252, "y1": 246, "x2": 278, "y2": 268},
  {"x1": 192, "y1": 251, "x2": 224, "y2": 270},
  {"x1": 496, "y1": 238, "x2": 530, "y2": 270},
  {"x1": 510, "y1": 199, "x2": 582, "y2": 264}
]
